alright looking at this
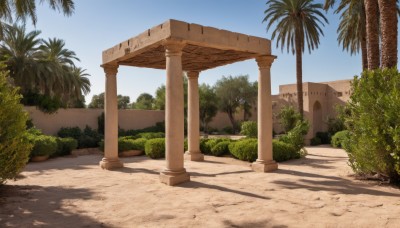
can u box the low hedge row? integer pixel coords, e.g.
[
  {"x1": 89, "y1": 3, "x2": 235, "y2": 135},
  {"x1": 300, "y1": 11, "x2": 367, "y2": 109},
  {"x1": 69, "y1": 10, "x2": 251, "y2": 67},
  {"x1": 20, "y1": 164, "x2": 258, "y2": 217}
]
[{"x1": 27, "y1": 130, "x2": 78, "y2": 158}]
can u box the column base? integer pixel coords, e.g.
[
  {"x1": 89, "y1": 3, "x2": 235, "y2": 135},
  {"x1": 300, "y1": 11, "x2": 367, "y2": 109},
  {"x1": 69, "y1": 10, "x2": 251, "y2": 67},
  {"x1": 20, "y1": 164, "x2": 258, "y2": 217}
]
[
  {"x1": 160, "y1": 169, "x2": 190, "y2": 186},
  {"x1": 251, "y1": 160, "x2": 278, "y2": 172},
  {"x1": 99, "y1": 158, "x2": 123, "y2": 170},
  {"x1": 184, "y1": 151, "x2": 204, "y2": 161}
]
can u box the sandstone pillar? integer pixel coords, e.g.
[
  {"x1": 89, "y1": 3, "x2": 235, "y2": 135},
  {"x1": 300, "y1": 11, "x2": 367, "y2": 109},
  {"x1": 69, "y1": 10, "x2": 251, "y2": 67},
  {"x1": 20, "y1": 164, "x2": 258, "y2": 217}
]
[
  {"x1": 252, "y1": 56, "x2": 278, "y2": 172},
  {"x1": 185, "y1": 71, "x2": 204, "y2": 161},
  {"x1": 100, "y1": 65, "x2": 123, "y2": 170},
  {"x1": 160, "y1": 41, "x2": 190, "y2": 186}
]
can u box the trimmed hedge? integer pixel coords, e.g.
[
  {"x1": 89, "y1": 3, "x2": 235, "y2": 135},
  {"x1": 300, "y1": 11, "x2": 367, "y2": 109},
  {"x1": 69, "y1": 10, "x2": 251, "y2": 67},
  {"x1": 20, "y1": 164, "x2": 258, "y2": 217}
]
[
  {"x1": 28, "y1": 135, "x2": 58, "y2": 157},
  {"x1": 99, "y1": 138, "x2": 147, "y2": 152},
  {"x1": 145, "y1": 138, "x2": 165, "y2": 159},
  {"x1": 54, "y1": 137, "x2": 78, "y2": 157},
  {"x1": 273, "y1": 140, "x2": 298, "y2": 162},
  {"x1": 210, "y1": 141, "x2": 231, "y2": 156},
  {"x1": 316, "y1": 132, "x2": 331, "y2": 144},
  {"x1": 228, "y1": 139, "x2": 258, "y2": 162},
  {"x1": 137, "y1": 132, "x2": 165, "y2": 139}
]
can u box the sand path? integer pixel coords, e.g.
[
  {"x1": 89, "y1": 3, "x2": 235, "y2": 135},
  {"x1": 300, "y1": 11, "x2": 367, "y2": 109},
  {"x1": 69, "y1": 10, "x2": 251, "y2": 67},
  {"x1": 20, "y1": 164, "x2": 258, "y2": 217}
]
[{"x1": 1, "y1": 146, "x2": 400, "y2": 228}]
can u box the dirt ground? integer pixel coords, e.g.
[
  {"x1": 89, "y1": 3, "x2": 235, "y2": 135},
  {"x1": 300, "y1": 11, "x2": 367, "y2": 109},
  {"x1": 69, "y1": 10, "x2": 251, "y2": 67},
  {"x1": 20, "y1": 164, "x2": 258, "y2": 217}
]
[{"x1": 1, "y1": 146, "x2": 400, "y2": 228}]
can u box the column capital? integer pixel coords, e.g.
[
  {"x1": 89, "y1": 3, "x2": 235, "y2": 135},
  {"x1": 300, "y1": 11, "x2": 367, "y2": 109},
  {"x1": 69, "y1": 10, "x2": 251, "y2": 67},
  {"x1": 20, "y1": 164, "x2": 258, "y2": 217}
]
[
  {"x1": 187, "y1": 71, "x2": 200, "y2": 79},
  {"x1": 102, "y1": 64, "x2": 119, "y2": 75},
  {"x1": 255, "y1": 55, "x2": 277, "y2": 69},
  {"x1": 163, "y1": 40, "x2": 186, "y2": 57}
]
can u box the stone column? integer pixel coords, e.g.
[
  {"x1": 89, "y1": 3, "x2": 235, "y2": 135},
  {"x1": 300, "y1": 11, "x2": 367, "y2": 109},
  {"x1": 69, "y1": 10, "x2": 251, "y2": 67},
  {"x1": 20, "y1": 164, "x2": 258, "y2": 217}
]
[
  {"x1": 252, "y1": 56, "x2": 278, "y2": 172},
  {"x1": 160, "y1": 40, "x2": 190, "y2": 186},
  {"x1": 185, "y1": 71, "x2": 204, "y2": 161},
  {"x1": 100, "y1": 64, "x2": 123, "y2": 170}
]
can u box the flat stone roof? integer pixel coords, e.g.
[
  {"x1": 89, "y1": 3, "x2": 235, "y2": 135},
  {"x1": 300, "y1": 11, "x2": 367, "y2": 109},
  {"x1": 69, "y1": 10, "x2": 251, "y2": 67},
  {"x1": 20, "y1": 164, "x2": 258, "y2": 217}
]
[{"x1": 102, "y1": 19, "x2": 272, "y2": 71}]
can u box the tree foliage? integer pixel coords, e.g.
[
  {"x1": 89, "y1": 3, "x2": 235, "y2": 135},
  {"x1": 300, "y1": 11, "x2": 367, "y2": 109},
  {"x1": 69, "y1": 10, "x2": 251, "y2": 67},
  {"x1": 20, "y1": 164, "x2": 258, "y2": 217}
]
[
  {"x1": 0, "y1": 70, "x2": 32, "y2": 184},
  {"x1": 132, "y1": 93, "x2": 154, "y2": 110},
  {"x1": 88, "y1": 92, "x2": 130, "y2": 109},
  {"x1": 199, "y1": 84, "x2": 218, "y2": 133},
  {"x1": 345, "y1": 69, "x2": 400, "y2": 182},
  {"x1": 214, "y1": 75, "x2": 257, "y2": 133},
  {"x1": 0, "y1": 24, "x2": 90, "y2": 112},
  {"x1": 278, "y1": 105, "x2": 302, "y2": 133}
]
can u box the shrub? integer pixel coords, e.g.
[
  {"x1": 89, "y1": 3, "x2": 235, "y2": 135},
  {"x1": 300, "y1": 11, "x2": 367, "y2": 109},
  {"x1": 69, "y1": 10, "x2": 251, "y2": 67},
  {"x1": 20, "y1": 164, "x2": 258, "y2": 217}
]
[
  {"x1": 346, "y1": 69, "x2": 400, "y2": 181},
  {"x1": 203, "y1": 138, "x2": 230, "y2": 155},
  {"x1": 27, "y1": 127, "x2": 43, "y2": 136},
  {"x1": 210, "y1": 141, "x2": 231, "y2": 156},
  {"x1": 272, "y1": 140, "x2": 297, "y2": 162},
  {"x1": 54, "y1": 137, "x2": 78, "y2": 157},
  {"x1": 145, "y1": 138, "x2": 165, "y2": 159},
  {"x1": 124, "y1": 122, "x2": 165, "y2": 136},
  {"x1": 331, "y1": 130, "x2": 350, "y2": 149},
  {"x1": 200, "y1": 138, "x2": 210, "y2": 154},
  {"x1": 137, "y1": 132, "x2": 165, "y2": 139},
  {"x1": 316, "y1": 132, "x2": 331, "y2": 144},
  {"x1": 57, "y1": 127, "x2": 82, "y2": 139},
  {"x1": 118, "y1": 138, "x2": 147, "y2": 152},
  {"x1": 310, "y1": 137, "x2": 322, "y2": 146},
  {"x1": 279, "y1": 120, "x2": 309, "y2": 152},
  {"x1": 28, "y1": 135, "x2": 58, "y2": 157},
  {"x1": 229, "y1": 139, "x2": 258, "y2": 162},
  {"x1": 0, "y1": 70, "x2": 32, "y2": 184},
  {"x1": 278, "y1": 105, "x2": 302, "y2": 133},
  {"x1": 240, "y1": 121, "x2": 257, "y2": 138},
  {"x1": 98, "y1": 112, "x2": 105, "y2": 135}
]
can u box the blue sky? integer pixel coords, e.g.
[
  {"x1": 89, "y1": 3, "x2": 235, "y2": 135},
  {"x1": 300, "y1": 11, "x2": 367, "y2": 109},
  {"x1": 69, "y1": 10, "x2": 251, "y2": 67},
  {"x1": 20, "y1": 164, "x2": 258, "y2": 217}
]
[{"x1": 27, "y1": 0, "x2": 366, "y2": 104}]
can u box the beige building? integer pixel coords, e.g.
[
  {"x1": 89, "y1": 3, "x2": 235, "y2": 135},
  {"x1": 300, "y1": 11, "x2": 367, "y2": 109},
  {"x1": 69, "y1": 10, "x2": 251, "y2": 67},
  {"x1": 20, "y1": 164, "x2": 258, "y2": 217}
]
[{"x1": 272, "y1": 79, "x2": 352, "y2": 141}]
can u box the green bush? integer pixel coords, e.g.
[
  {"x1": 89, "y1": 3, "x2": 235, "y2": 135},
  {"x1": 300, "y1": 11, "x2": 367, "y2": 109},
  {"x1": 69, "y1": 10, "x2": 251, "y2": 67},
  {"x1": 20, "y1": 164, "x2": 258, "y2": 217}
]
[
  {"x1": 310, "y1": 137, "x2": 322, "y2": 146},
  {"x1": 346, "y1": 69, "x2": 400, "y2": 182},
  {"x1": 54, "y1": 137, "x2": 78, "y2": 157},
  {"x1": 28, "y1": 135, "x2": 58, "y2": 157},
  {"x1": 316, "y1": 132, "x2": 331, "y2": 144},
  {"x1": 57, "y1": 127, "x2": 82, "y2": 139},
  {"x1": 331, "y1": 130, "x2": 350, "y2": 148},
  {"x1": 27, "y1": 127, "x2": 43, "y2": 136},
  {"x1": 273, "y1": 140, "x2": 297, "y2": 162},
  {"x1": 240, "y1": 121, "x2": 257, "y2": 138},
  {"x1": 145, "y1": 138, "x2": 165, "y2": 159},
  {"x1": 200, "y1": 138, "x2": 210, "y2": 154},
  {"x1": 278, "y1": 105, "x2": 302, "y2": 133},
  {"x1": 202, "y1": 138, "x2": 230, "y2": 155},
  {"x1": 0, "y1": 70, "x2": 32, "y2": 184},
  {"x1": 118, "y1": 138, "x2": 147, "y2": 152},
  {"x1": 124, "y1": 122, "x2": 165, "y2": 136},
  {"x1": 222, "y1": 126, "x2": 234, "y2": 135},
  {"x1": 229, "y1": 139, "x2": 258, "y2": 162},
  {"x1": 210, "y1": 141, "x2": 231, "y2": 156},
  {"x1": 279, "y1": 120, "x2": 309, "y2": 152},
  {"x1": 136, "y1": 132, "x2": 165, "y2": 139}
]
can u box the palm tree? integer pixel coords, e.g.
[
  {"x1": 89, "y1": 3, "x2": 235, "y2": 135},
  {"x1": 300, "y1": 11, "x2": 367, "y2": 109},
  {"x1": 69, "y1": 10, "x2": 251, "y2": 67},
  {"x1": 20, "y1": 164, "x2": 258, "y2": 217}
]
[
  {"x1": 0, "y1": 24, "x2": 45, "y2": 93},
  {"x1": 0, "y1": 0, "x2": 74, "y2": 38},
  {"x1": 336, "y1": 0, "x2": 367, "y2": 70},
  {"x1": 263, "y1": 0, "x2": 328, "y2": 117},
  {"x1": 378, "y1": 0, "x2": 398, "y2": 68}
]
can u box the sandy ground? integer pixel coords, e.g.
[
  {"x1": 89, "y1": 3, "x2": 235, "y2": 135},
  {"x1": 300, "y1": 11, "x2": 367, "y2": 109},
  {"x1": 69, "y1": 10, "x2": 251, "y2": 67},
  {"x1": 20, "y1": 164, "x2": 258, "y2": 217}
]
[{"x1": 1, "y1": 146, "x2": 400, "y2": 228}]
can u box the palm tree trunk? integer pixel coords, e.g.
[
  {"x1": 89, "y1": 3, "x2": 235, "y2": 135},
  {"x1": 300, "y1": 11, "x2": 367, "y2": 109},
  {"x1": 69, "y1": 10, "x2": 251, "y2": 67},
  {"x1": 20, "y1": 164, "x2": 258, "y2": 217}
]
[
  {"x1": 378, "y1": 0, "x2": 398, "y2": 68},
  {"x1": 364, "y1": 0, "x2": 380, "y2": 69},
  {"x1": 295, "y1": 34, "x2": 304, "y2": 118},
  {"x1": 361, "y1": 34, "x2": 368, "y2": 70}
]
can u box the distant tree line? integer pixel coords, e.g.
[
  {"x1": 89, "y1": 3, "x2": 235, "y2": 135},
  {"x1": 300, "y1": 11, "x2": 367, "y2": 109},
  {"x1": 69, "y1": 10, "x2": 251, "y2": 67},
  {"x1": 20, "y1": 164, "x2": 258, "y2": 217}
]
[{"x1": 88, "y1": 74, "x2": 258, "y2": 133}]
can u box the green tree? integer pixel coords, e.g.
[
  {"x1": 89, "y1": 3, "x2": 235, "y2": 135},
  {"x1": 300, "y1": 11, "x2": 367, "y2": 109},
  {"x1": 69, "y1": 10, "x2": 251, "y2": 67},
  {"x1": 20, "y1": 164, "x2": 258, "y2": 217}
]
[
  {"x1": 88, "y1": 92, "x2": 131, "y2": 109},
  {"x1": 0, "y1": 0, "x2": 74, "y2": 38},
  {"x1": 133, "y1": 93, "x2": 154, "y2": 110},
  {"x1": 214, "y1": 75, "x2": 256, "y2": 133},
  {"x1": 153, "y1": 85, "x2": 166, "y2": 110},
  {"x1": 0, "y1": 69, "x2": 32, "y2": 184},
  {"x1": 199, "y1": 84, "x2": 218, "y2": 133},
  {"x1": 264, "y1": 0, "x2": 328, "y2": 117}
]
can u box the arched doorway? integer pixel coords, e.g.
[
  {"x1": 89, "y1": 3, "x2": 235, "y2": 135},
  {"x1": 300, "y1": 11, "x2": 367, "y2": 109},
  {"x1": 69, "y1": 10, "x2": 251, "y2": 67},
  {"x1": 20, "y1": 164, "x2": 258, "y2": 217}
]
[{"x1": 313, "y1": 101, "x2": 322, "y2": 135}]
